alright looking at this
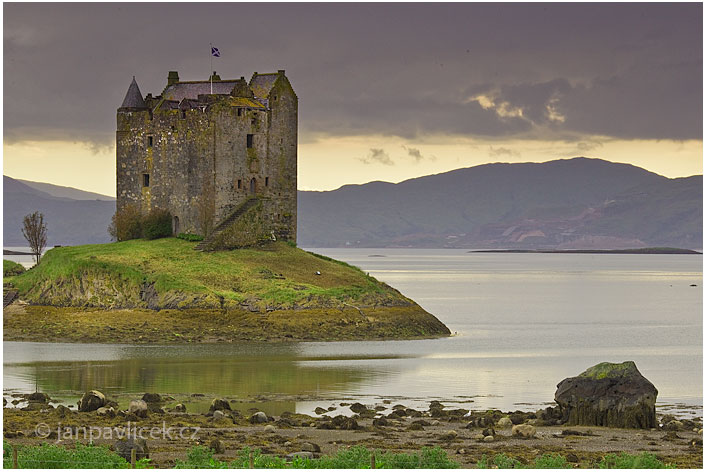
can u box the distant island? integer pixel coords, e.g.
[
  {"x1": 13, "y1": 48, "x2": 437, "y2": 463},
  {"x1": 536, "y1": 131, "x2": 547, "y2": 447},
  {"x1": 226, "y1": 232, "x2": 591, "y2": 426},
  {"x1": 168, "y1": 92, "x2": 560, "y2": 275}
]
[
  {"x1": 3, "y1": 239, "x2": 451, "y2": 343},
  {"x1": 471, "y1": 247, "x2": 701, "y2": 255}
]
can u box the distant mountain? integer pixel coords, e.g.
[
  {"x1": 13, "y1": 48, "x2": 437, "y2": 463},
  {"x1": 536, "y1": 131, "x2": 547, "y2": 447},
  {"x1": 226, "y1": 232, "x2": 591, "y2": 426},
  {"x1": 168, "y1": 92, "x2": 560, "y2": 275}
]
[
  {"x1": 4, "y1": 158, "x2": 702, "y2": 249},
  {"x1": 17, "y1": 178, "x2": 115, "y2": 201},
  {"x1": 4, "y1": 176, "x2": 115, "y2": 246},
  {"x1": 298, "y1": 158, "x2": 702, "y2": 249}
]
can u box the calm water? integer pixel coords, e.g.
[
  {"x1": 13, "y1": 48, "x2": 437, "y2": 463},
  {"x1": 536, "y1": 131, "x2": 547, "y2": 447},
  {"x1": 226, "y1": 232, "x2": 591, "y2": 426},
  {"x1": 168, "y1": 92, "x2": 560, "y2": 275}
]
[{"x1": 3, "y1": 250, "x2": 703, "y2": 417}]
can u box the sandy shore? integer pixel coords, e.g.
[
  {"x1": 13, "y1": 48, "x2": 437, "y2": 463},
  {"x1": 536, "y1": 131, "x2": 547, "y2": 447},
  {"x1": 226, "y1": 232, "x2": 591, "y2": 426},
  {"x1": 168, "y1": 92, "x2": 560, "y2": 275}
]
[{"x1": 3, "y1": 394, "x2": 702, "y2": 468}]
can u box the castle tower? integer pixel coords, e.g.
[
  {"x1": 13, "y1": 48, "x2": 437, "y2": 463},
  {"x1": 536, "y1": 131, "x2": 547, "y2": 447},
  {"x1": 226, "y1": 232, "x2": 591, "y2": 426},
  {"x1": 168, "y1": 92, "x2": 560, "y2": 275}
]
[{"x1": 116, "y1": 70, "x2": 297, "y2": 247}]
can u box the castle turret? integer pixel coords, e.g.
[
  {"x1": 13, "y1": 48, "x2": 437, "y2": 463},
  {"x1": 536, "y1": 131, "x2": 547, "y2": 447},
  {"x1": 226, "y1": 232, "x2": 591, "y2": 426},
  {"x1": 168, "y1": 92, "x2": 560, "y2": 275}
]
[{"x1": 119, "y1": 76, "x2": 147, "y2": 110}]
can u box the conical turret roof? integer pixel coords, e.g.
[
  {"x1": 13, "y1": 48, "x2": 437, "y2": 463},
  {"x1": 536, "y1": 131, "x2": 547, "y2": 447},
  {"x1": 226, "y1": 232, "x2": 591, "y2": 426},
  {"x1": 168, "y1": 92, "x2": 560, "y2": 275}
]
[{"x1": 120, "y1": 76, "x2": 147, "y2": 109}]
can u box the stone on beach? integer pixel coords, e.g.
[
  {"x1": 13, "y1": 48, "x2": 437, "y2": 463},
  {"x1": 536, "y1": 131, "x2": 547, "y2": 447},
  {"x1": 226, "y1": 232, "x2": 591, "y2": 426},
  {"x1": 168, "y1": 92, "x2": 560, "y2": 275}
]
[
  {"x1": 128, "y1": 400, "x2": 149, "y2": 418},
  {"x1": 78, "y1": 390, "x2": 106, "y2": 412},
  {"x1": 512, "y1": 424, "x2": 537, "y2": 438},
  {"x1": 497, "y1": 417, "x2": 513, "y2": 429},
  {"x1": 250, "y1": 411, "x2": 269, "y2": 423},
  {"x1": 210, "y1": 398, "x2": 232, "y2": 412},
  {"x1": 555, "y1": 361, "x2": 657, "y2": 429}
]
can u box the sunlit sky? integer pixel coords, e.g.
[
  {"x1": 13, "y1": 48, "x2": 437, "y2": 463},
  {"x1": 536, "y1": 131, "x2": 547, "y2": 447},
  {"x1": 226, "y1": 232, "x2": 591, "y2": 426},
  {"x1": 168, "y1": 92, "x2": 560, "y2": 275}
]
[{"x1": 3, "y1": 3, "x2": 702, "y2": 196}]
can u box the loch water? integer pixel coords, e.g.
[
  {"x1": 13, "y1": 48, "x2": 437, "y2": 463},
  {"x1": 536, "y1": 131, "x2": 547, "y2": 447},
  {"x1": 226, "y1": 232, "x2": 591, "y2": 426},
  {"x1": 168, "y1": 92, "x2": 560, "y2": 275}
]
[{"x1": 3, "y1": 250, "x2": 702, "y2": 417}]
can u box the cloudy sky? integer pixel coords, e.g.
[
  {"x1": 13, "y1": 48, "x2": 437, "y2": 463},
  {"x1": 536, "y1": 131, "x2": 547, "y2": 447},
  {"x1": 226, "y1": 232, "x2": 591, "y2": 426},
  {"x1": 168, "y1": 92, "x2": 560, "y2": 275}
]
[{"x1": 4, "y1": 2, "x2": 702, "y2": 195}]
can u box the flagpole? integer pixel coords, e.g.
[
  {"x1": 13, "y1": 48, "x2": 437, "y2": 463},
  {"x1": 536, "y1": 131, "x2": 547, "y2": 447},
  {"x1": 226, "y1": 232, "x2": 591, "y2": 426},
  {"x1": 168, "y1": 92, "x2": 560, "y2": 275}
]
[{"x1": 210, "y1": 43, "x2": 213, "y2": 94}]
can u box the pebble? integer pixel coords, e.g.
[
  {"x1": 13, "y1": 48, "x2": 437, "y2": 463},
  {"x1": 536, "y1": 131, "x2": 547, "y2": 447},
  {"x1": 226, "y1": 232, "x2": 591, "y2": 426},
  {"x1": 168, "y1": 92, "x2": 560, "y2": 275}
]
[
  {"x1": 283, "y1": 441, "x2": 292, "y2": 447},
  {"x1": 473, "y1": 433, "x2": 485, "y2": 441},
  {"x1": 213, "y1": 410, "x2": 225, "y2": 420},
  {"x1": 431, "y1": 420, "x2": 441, "y2": 426},
  {"x1": 264, "y1": 425, "x2": 276, "y2": 433},
  {"x1": 483, "y1": 435, "x2": 494, "y2": 442}
]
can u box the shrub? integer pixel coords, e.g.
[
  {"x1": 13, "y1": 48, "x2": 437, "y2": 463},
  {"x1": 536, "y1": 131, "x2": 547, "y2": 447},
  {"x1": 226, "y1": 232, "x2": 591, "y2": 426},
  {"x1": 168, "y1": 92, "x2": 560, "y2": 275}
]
[
  {"x1": 177, "y1": 233, "x2": 204, "y2": 242},
  {"x1": 598, "y1": 452, "x2": 675, "y2": 469},
  {"x1": 142, "y1": 208, "x2": 173, "y2": 240},
  {"x1": 3, "y1": 260, "x2": 26, "y2": 276},
  {"x1": 109, "y1": 204, "x2": 143, "y2": 241},
  {"x1": 533, "y1": 454, "x2": 572, "y2": 469},
  {"x1": 3, "y1": 442, "x2": 129, "y2": 468}
]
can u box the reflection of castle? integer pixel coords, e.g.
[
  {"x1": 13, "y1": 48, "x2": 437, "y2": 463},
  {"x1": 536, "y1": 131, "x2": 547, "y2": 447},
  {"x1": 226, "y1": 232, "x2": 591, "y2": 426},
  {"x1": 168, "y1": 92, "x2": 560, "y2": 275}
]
[{"x1": 116, "y1": 70, "x2": 297, "y2": 243}]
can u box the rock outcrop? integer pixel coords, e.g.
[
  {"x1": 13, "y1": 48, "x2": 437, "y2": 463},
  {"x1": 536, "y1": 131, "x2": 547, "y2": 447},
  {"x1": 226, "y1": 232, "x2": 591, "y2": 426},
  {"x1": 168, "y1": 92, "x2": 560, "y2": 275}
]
[{"x1": 555, "y1": 361, "x2": 657, "y2": 429}]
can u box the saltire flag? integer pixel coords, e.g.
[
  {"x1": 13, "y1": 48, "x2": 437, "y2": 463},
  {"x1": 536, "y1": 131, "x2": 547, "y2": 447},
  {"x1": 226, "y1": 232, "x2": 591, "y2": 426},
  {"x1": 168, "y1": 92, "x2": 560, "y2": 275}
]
[{"x1": 211, "y1": 46, "x2": 220, "y2": 57}]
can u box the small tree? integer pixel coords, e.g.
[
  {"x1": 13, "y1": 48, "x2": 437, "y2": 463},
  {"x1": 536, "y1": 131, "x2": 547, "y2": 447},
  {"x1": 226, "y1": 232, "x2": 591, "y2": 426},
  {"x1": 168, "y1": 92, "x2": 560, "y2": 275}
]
[
  {"x1": 108, "y1": 203, "x2": 143, "y2": 242},
  {"x1": 22, "y1": 211, "x2": 47, "y2": 263}
]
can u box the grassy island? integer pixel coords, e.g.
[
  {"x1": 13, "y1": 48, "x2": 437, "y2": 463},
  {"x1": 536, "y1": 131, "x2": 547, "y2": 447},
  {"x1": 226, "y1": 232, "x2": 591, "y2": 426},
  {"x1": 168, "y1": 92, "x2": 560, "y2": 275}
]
[{"x1": 3, "y1": 239, "x2": 450, "y2": 343}]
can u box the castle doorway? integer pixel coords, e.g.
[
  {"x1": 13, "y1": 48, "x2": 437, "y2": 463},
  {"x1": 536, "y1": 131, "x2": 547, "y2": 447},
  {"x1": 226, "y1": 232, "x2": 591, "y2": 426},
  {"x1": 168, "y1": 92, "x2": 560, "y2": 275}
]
[
  {"x1": 173, "y1": 216, "x2": 180, "y2": 235},
  {"x1": 249, "y1": 178, "x2": 256, "y2": 195}
]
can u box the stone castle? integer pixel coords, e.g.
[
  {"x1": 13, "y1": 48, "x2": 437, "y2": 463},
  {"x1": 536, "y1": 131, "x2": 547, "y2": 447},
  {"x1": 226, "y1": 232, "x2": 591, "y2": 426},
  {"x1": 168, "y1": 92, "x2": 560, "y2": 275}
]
[{"x1": 116, "y1": 69, "x2": 297, "y2": 247}]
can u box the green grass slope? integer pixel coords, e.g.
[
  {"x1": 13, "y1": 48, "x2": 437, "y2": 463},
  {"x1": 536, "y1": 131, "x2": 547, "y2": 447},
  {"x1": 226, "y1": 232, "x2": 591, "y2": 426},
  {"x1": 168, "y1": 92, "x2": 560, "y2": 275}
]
[{"x1": 5, "y1": 239, "x2": 450, "y2": 342}]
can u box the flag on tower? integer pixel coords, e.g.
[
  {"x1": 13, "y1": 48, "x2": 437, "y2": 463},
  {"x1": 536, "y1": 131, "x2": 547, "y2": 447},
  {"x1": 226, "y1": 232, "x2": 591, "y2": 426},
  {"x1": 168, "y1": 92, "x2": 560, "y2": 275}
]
[{"x1": 211, "y1": 46, "x2": 220, "y2": 57}]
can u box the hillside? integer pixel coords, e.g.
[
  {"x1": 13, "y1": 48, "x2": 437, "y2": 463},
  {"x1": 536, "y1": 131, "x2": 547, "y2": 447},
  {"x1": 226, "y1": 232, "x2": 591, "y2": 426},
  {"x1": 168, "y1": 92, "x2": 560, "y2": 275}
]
[
  {"x1": 298, "y1": 158, "x2": 702, "y2": 249},
  {"x1": 3, "y1": 176, "x2": 114, "y2": 246},
  {"x1": 17, "y1": 178, "x2": 115, "y2": 201},
  {"x1": 4, "y1": 239, "x2": 450, "y2": 343},
  {"x1": 4, "y1": 158, "x2": 702, "y2": 249}
]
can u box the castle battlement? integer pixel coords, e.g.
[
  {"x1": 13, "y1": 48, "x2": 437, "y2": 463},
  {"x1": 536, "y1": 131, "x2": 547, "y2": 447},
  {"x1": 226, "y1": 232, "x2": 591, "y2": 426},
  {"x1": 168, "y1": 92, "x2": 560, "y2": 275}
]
[{"x1": 116, "y1": 70, "x2": 298, "y2": 247}]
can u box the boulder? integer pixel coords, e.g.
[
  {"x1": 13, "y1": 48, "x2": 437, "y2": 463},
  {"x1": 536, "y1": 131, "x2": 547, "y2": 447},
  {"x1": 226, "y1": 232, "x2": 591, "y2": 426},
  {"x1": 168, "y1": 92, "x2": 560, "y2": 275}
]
[
  {"x1": 373, "y1": 417, "x2": 389, "y2": 427},
  {"x1": 212, "y1": 410, "x2": 226, "y2": 421},
  {"x1": 554, "y1": 361, "x2": 657, "y2": 429},
  {"x1": 314, "y1": 407, "x2": 327, "y2": 415},
  {"x1": 263, "y1": 425, "x2": 276, "y2": 433},
  {"x1": 114, "y1": 437, "x2": 149, "y2": 461},
  {"x1": 142, "y1": 393, "x2": 162, "y2": 403},
  {"x1": 512, "y1": 424, "x2": 536, "y2": 438},
  {"x1": 497, "y1": 417, "x2": 513, "y2": 429},
  {"x1": 300, "y1": 442, "x2": 321, "y2": 453},
  {"x1": 172, "y1": 403, "x2": 187, "y2": 413},
  {"x1": 483, "y1": 435, "x2": 494, "y2": 442},
  {"x1": 349, "y1": 402, "x2": 367, "y2": 414},
  {"x1": 128, "y1": 400, "x2": 149, "y2": 418},
  {"x1": 249, "y1": 411, "x2": 269, "y2": 424},
  {"x1": 209, "y1": 439, "x2": 225, "y2": 454},
  {"x1": 78, "y1": 390, "x2": 106, "y2": 412},
  {"x1": 96, "y1": 407, "x2": 116, "y2": 418},
  {"x1": 439, "y1": 430, "x2": 458, "y2": 441},
  {"x1": 27, "y1": 392, "x2": 50, "y2": 403},
  {"x1": 210, "y1": 398, "x2": 232, "y2": 412}
]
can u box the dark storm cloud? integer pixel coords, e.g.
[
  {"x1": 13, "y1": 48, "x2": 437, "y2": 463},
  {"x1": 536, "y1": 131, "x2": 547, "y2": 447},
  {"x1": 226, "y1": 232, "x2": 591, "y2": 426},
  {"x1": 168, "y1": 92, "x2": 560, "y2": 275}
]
[{"x1": 3, "y1": 3, "x2": 702, "y2": 145}]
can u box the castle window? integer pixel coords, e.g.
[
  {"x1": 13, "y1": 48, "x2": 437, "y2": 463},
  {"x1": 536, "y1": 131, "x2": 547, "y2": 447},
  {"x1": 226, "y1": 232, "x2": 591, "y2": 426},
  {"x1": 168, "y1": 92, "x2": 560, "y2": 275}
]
[
  {"x1": 265, "y1": 177, "x2": 269, "y2": 187},
  {"x1": 181, "y1": 110, "x2": 186, "y2": 119},
  {"x1": 147, "y1": 136, "x2": 153, "y2": 147},
  {"x1": 273, "y1": 95, "x2": 277, "y2": 101},
  {"x1": 237, "y1": 179, "x2": 242, "y2": 189},
  {"x1": 143, "y1": 174, "x2": 150, "y2": 187},
  {"x1": 237, "y1": 108, "x2": 242, "y2": 117},
  {"x1": 246, "y1": 134, "x2": 254, "y2": 148}
]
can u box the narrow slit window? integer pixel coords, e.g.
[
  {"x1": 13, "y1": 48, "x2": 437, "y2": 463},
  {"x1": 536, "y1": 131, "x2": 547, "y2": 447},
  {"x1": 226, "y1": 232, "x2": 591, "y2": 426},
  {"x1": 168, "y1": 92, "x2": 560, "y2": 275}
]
[
  {"x1": 265, "y1": 177, "x2": 269, "y2": 187},
  {"x1": 147, "y1": 136, "x2": 153, "y2": 147},
  {"x1": 237, "y1": 108, "x2": 243, "y2": 117},
  {"x1": 143, "y1": 174, "x2": 150, "y2": 187},
  {"x1": 246, "y1": 134, "x2": 254, "y2": 148},
  {"x1": 181, "y1": 110, "x2": 186, "y2": 119},
  {"x1": 237, "y1": 179, "x2": 242, "y2": 189}
]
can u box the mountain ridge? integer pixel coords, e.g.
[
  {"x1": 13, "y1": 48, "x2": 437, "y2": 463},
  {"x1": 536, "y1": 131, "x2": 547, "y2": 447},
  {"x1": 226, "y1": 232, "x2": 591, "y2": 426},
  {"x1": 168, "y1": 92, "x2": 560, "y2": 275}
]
[{"x1": 3, "y1": 158, "x2": 702, "y2": 249}]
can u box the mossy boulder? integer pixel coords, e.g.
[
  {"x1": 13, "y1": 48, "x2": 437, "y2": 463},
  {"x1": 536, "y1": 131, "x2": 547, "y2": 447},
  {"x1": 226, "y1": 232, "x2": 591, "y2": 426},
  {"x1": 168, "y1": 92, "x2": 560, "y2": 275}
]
[{"x1": 554, "y1": 361, "x2": 657, "y2": 429}]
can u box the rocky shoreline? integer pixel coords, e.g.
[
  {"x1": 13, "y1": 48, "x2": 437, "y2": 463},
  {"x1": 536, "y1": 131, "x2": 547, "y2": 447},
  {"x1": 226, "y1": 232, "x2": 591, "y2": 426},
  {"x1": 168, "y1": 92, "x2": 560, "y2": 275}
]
[{"x1": 3, "y1": 390, "x2": 703, "y2": 468}]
